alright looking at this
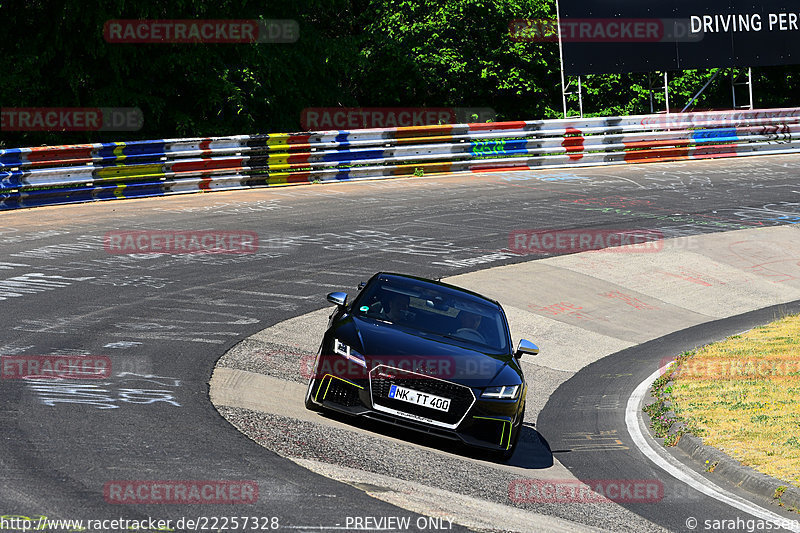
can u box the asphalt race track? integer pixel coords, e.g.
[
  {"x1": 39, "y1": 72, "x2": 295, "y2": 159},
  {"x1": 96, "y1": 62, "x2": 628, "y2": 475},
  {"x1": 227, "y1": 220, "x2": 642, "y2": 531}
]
[
  {"x1": 538, "y1": 301, "x2": 800, "y2": 532},
  {"x1": 2, "y1": 155, "x2": 800, "y2": 532}
]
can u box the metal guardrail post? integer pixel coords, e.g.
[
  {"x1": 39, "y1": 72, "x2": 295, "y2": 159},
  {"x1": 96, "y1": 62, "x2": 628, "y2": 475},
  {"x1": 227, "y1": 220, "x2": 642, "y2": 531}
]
[{"x1": 732, "y1": 67, "x2": 754, "y2": 110}]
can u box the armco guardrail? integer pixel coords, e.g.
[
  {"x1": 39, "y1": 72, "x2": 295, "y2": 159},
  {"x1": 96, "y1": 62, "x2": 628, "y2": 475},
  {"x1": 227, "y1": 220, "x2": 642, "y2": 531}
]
[{"x1": 2, "y1": 107, "x2": 800, "y2": 210}]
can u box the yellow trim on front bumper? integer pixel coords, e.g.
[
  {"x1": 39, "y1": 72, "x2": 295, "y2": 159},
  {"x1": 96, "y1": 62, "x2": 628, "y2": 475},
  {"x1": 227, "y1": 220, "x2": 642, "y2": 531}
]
[
  {"x1": 472, "y1": 416, "x2": 513, "y2": 449},
  {"x1": 314, "y1": 373, "x2": 364, "y2": 403}
]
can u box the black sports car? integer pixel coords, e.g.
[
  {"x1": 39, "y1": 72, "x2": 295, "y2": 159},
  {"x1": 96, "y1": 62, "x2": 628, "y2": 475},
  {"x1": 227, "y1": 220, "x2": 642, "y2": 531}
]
[{"x1": 304, "y1": 272, "x2": 539, "y2": 459}]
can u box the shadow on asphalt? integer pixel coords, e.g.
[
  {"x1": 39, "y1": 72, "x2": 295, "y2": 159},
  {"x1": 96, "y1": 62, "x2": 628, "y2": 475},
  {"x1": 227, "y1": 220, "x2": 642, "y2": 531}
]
[{"x1": 504, "y1": 423, "x2": 554, "y2": 469}]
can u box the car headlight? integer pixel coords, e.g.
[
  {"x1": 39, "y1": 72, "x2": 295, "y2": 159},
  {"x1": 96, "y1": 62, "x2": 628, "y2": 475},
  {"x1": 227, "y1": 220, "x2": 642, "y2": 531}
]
[
  {"x1": 481, "y1": 385, "x2": 520, "y2": 399},
  {"x1": 333, "y1": 338, "x2": 367, "y2": 368}
]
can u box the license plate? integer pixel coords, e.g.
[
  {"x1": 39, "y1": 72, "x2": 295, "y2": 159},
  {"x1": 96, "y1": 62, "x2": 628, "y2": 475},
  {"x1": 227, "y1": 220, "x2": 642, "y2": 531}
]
[{"x1": 388, "y1": 384, "x2": 451, "y2": 412}]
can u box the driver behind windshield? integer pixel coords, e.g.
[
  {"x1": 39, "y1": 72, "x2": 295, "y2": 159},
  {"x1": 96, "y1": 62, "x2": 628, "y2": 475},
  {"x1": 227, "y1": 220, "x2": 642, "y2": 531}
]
[
  {"x1": 454, "y1": 310, "x2": 486, "y2": 343},
  {"x1": 457, "y1": 310, "x2": 481, "y2": 330},
  {"x1": 380, "y1": 292, "x2": 411, "y2": 323}
]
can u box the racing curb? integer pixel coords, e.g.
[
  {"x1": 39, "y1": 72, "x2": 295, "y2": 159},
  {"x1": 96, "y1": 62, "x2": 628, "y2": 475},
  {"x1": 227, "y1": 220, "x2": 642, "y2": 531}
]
[{"x1": 674, "y1": 433, "x2": 800, "y2": 512}]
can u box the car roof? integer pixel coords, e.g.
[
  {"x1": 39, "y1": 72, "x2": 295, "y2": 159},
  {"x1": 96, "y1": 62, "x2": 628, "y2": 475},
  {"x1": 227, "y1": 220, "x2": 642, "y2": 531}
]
[{"x1": 372, "y1": 272, "x2": 502, "y2": 309}]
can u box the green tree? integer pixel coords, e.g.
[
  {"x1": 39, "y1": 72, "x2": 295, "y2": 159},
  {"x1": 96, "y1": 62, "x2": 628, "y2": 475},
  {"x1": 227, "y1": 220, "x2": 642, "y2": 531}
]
[{"x1": 1, "y1": 0, "x2": 798, "y2": 150}]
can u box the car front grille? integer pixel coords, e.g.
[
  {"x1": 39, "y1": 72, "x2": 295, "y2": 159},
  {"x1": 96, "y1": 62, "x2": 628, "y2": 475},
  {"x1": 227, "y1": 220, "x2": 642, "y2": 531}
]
[{"x1": 369, "y1": 365, "x2": 475, "y2": 428}]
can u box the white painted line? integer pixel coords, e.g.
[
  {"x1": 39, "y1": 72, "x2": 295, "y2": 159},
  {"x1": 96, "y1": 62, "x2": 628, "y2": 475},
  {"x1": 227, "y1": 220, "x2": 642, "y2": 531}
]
[
  {"x1": 626, "y1": 363, "x2": 800, "y2": 533},
  {"x1": 103, "y1": 341, "x2": 142, "y2": 349}
]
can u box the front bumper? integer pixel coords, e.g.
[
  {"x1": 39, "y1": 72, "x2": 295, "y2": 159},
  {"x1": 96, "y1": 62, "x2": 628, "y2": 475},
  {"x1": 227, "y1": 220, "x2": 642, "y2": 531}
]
[{"x1": 307, "y1": 371, "x2": 523, "y2": 452}]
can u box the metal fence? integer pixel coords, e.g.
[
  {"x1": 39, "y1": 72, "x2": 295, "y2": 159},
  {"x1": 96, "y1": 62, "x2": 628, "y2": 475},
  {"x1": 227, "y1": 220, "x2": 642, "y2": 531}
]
[{"x1": 2, "y1": 107, "x2": 799, "y2": 210}]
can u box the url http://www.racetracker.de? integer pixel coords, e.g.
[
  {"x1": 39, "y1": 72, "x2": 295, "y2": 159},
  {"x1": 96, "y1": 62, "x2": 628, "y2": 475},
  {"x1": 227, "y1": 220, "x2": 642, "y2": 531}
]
[
  {"x1": 0, "y1": 514, "x2": 456, "y2": 531},
  {"x1": 0, "y1": 515, "x2": 282, "y2": 531}
]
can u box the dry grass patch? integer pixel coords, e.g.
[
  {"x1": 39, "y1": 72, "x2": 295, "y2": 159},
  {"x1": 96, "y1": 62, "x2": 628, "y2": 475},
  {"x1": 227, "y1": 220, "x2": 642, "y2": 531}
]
[{"x1": 669, "y1": 314, "x2": 800, "y2": 488}]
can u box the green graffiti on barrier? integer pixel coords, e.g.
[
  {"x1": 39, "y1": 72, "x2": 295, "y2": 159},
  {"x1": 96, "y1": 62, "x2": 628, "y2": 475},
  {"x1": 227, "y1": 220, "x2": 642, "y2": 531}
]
[{"x1": 471, "y1": 138, "x2": 507, "y2": 156}]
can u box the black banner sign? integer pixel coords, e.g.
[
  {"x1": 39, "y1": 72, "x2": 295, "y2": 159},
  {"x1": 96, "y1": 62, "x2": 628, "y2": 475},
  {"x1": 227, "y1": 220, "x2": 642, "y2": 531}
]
[{"x1": 556, "y1": 0, "x2": 800, "y2": 75}]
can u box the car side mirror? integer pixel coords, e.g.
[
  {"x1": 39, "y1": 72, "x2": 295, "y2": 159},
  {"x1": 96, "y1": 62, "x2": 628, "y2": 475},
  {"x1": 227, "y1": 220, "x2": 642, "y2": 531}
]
[
  {"x1": 515, "y1": 339, "x2": 539, "y2": 358},
  {"x1": 326, "y1": 292, "x2": 348, "y2": 307}
]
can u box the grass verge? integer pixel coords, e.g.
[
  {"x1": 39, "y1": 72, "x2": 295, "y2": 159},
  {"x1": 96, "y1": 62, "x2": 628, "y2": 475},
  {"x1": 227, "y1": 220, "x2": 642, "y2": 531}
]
[{"x1": 644, "y1": 313, "x2": 800, "y2": 490}]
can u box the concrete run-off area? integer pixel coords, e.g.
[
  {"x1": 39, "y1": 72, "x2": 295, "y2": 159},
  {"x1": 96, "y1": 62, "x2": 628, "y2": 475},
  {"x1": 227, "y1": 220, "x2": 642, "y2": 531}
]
[{"x1": 211, "y1": 224, "x2": 800, "y2": 533}]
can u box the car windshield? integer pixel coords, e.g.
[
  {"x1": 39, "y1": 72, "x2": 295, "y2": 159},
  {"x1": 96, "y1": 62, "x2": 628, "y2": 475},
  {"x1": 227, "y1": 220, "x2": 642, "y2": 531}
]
[{"x1": 353, "y1": 276, "x2": 509, "y2": 352}]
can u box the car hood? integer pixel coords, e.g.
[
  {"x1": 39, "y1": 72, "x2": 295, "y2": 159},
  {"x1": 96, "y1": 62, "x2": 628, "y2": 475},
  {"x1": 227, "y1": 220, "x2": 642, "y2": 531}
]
[{"x1": 335, "y1": 315, "x2": 518, "y2": 386}]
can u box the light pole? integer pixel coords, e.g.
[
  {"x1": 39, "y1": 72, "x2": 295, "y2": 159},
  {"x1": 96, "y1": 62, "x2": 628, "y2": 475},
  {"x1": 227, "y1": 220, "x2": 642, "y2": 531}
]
[{"x1": 555, "y1": 0, "x2": 568, "y2": 118}]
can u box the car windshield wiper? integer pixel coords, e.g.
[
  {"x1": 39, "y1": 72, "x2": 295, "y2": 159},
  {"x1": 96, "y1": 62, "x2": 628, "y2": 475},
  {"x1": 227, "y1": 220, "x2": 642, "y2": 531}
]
[
  {"x1": 440, "y1": 333, "x2": 484, "y2": 345},
  {"x1": 439, "y1": 333, "x2": 499, "y2": 350}
]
